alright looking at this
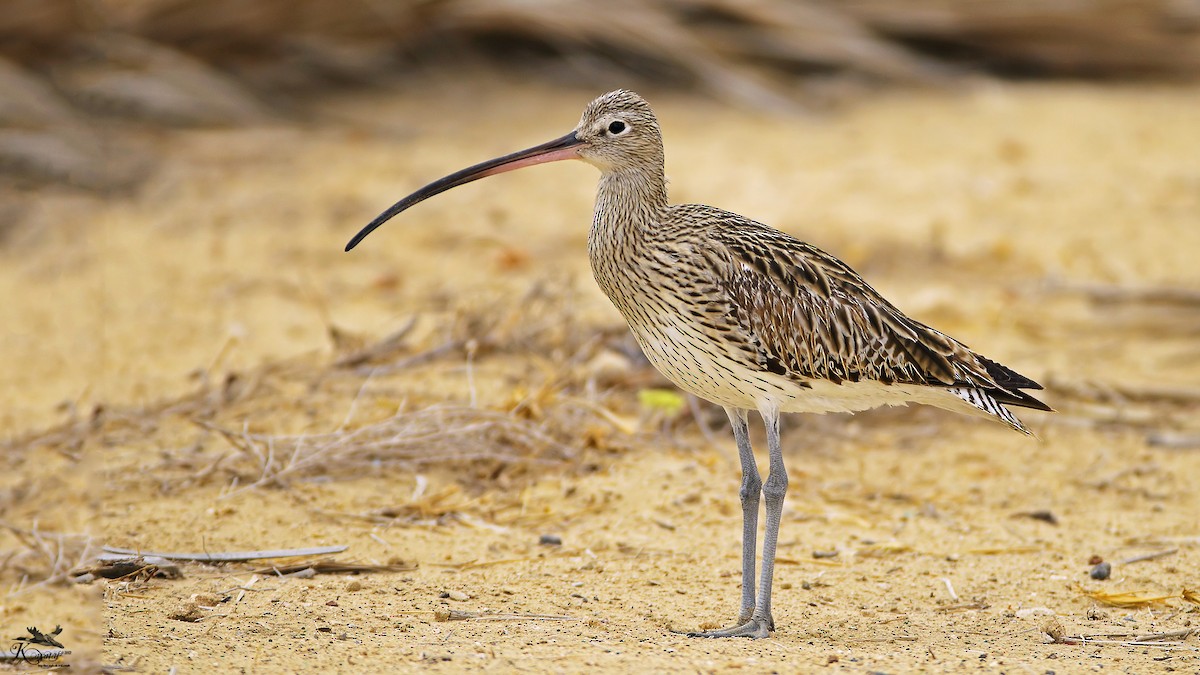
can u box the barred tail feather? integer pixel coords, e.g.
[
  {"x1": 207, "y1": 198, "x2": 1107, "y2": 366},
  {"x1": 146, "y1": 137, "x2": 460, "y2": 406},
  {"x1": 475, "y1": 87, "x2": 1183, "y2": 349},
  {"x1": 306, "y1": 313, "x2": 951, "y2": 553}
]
[{"x1": 947, "y1": 387, "x2": 1031, "y2": 434}]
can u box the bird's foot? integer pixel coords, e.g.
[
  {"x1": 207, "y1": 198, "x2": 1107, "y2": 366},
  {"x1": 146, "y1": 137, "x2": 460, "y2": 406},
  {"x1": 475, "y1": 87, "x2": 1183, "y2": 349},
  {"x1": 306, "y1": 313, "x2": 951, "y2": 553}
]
[{"x1": 686, "y1": 616, "x2": 773, "y2": 639}]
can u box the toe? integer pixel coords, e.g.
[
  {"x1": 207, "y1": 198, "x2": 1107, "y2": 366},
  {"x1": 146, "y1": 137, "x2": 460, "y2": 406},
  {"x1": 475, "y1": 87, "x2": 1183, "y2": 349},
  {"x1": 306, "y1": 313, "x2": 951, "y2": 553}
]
[{"x1": 687, "y1": 618, "x2": 771, "y2": 639}]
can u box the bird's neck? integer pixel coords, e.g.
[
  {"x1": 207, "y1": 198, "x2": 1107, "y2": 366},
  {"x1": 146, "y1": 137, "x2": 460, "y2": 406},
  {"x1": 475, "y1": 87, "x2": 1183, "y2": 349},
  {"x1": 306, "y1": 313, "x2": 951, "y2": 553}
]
[
  {"x1": 588, "y1": 167, "x2": 668, "y2": 306},
  {"x1": 590, "y1": 168, "x2": 668, "y2": 245}
]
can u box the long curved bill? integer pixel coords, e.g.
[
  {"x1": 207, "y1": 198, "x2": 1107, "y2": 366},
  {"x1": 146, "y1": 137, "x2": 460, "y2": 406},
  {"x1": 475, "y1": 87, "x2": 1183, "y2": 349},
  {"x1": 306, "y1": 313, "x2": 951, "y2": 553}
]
[{"x1": 345, "y1": 131, "x2": 584, "y2": 251}]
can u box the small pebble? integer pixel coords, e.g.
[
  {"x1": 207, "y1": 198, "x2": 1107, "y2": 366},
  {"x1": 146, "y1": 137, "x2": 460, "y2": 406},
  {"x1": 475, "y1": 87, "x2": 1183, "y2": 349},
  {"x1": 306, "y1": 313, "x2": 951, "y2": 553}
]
[
  {"x1": 1090, "y1": 561, "x2": 1112, "y2": 580},
  {"x1": 812, "y1": 550, "x2": 839, "y2": 559},
  {"x1": 442, "y1": 590, "x2": 470, "y2": 601},
  {"x1": 539, "y1": 534, "x2": 563, "y2": 546},
  {"x1": 1020, "y1": 510, "x2": 1059, "y2": 525},
  {"x1": 346, "y1": 580, "x2": 363, "y2": 592},
  {"x1": 1088, "y1": 555, "x2": 1104, "y2": 565}
]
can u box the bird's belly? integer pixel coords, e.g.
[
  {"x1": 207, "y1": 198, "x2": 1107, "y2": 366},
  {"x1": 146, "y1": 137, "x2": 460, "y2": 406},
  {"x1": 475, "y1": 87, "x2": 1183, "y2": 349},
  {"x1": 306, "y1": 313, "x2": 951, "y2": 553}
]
[
  {"x1": 629, "y1": 320, "x2": 789, "y2": 410},
  {"x1": 630, "y1": 318, "x2": 945, "y2": 415}
]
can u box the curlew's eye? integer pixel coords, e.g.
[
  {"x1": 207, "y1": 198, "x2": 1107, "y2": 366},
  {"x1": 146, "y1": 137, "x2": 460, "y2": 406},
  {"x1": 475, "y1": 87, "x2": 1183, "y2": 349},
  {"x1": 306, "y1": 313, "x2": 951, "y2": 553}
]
[{"x1": 607, "y1": 120, "x2": 627, "y2": 135}]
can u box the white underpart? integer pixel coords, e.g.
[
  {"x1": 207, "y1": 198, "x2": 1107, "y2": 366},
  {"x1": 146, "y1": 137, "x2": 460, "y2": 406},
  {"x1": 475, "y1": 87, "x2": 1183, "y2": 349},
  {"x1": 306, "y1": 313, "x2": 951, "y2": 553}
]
[{"x1": 635, "y1": 323, "x2": 1028, "y2": 433}]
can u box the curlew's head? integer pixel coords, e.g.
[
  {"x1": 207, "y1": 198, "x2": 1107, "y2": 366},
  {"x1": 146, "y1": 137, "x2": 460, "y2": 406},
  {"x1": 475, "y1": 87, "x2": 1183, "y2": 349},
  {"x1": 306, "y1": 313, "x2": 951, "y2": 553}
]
[
  {"x1": 573, "y1": 89, "x2": 663, "y2": 173},
  {"x1": 345, "y1": 89, "x2": 663, "y2": 252}
]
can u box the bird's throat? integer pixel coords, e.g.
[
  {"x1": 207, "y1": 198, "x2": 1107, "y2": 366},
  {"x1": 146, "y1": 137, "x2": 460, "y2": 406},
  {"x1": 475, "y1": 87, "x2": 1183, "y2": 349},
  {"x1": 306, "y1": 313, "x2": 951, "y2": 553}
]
[{"x1": 590, "y1": 170, "x2": 668, "y2": 242}]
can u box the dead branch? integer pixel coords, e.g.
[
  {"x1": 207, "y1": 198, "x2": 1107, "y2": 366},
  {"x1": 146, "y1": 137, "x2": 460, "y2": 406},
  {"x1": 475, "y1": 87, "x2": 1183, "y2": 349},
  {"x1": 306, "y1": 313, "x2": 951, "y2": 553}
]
[{"x1": 100, "y1": 544, "x2": 348, "y2": 562}]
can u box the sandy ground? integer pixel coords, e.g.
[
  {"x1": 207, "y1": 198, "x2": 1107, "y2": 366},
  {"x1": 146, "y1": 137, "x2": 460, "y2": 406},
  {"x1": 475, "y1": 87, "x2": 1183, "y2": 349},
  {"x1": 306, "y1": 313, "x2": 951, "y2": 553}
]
[{"x1": 2, "y1": 78, "x2": 1199, "y2": 673}]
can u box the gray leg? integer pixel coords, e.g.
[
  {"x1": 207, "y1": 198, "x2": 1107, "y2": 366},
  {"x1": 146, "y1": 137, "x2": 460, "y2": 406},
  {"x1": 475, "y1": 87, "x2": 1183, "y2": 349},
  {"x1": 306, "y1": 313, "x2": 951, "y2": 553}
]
[
  {"x1": 728, "y1": 408, "x2": 760, "y2": 623},
  {"x1": 753, "y1": 407, "x2": 787, "y2": 633},
  {"x1": 690, "y1": 406, "x2": 783, "y2": 639}
]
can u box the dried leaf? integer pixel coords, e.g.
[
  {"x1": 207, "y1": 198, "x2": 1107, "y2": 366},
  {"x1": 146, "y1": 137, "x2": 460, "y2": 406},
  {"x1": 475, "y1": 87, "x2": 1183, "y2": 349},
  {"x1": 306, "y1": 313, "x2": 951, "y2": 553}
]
[{"x1": 1078, "y1": 586, "x2": 1176, "y2": 608}]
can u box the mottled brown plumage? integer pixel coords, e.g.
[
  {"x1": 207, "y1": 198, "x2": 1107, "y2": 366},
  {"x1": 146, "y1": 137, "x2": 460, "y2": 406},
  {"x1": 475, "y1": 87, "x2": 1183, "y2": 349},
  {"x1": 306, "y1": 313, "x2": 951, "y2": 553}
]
[{"x1": 346, "y1": 89, "x2": 1050, "y2": 639}]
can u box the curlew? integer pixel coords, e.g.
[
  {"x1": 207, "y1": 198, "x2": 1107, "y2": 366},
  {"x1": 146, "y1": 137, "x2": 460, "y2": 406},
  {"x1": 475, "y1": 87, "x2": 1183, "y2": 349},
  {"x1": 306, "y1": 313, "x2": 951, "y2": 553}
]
[{"x1": 345, "y1": 90, "x2": 1050, "y2": 638}]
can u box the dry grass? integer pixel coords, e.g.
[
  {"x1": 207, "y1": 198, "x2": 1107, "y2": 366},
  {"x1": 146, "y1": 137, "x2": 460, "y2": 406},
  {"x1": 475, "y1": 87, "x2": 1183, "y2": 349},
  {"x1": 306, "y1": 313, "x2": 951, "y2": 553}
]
[
  {"x1": 4, "y1": 275, "x2": 1192, "y2": 592},
  {"x1": 0, "y1": 521, "x2": 95, "y2": 596},
  {"x1": 2, "y1": 281, "x2": 657, "y2": 498},
  {"x1": 0, "y1": 285, "x2": 653, "y2": 587},
  {"x1": 4, "y1": 271, "x2": 1180, "y2": 518},
  {"x1": 202, "y1": 404, "x2": 580, "y2": 492}
]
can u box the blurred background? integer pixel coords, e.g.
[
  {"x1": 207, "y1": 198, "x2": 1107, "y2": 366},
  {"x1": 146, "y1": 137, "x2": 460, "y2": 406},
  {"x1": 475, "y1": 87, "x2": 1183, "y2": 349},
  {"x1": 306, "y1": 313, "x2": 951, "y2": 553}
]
[{"x1": 3, "y1": 0, "x2": 1200, "y2": 201}]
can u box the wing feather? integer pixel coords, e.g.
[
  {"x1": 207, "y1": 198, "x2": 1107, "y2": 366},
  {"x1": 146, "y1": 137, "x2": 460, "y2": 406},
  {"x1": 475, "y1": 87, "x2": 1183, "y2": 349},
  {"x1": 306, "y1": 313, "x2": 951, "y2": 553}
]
[{"x1": 679, "y1": 209, "x2": 1046, "y2": 411}]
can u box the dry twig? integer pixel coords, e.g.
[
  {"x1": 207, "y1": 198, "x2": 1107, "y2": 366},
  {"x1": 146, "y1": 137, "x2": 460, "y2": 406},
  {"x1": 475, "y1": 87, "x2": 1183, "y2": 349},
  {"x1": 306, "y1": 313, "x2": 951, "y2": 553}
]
[
  {"x1": 246, "y1": 558, "x2": 416, "y2": 576},
  {"x1": 101, "y1": 544, "x2": 348, "y2": 562},
  {"x1": 1118, "y1": 549, "x2": 1179, "y2": 565}
]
